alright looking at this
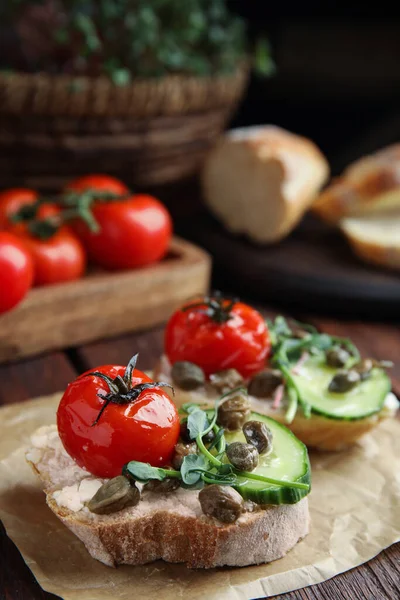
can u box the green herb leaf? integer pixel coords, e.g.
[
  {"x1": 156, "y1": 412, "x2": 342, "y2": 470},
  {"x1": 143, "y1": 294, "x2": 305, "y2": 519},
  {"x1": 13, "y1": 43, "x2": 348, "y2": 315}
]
[
  {"x1": 125, "y1": 461, "x2": 166, "y2": 483},
  {"x1": 181, "y1": 402, "x2": 201, "y2": 414},
  {"x1": 187, "y1": 407, "x2": 209, "y2": 440},
  {"x1": 180, "y1": 454, "x2": 209, "y2": 485}
]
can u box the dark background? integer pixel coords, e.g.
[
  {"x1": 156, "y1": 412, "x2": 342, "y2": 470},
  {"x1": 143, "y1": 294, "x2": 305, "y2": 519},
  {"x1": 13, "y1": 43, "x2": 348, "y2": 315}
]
[{"x1": 229, "y1": 3, "x2": 400, "y2": 174}]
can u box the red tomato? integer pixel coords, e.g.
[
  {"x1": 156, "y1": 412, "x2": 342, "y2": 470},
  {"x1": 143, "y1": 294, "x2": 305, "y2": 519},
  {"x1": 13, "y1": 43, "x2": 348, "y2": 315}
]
[
  {"x1": 66, "y1": 174, "x2": 128, "y2": 196},
  {"x1": 17, "y1": 227, "x2": 86, "y2": 286},
  {"x1": 0, "y1": 188, "x2": 60, "y2": 231},
  {"x1": 165, "y1": 296, "x2": 271, "y2": 379},
  {"x1": 57, "y1": 357, "x2": 180, "y2": 478},
  {"x1": 0, "y1": 188, "x2": 37, "y2": 229},
  {"x1": 66, "y1": 176, "x2": 172, "y2": 270},
  {"x1": 0, "y1": 232, "x2": 33, "y2": 313}
]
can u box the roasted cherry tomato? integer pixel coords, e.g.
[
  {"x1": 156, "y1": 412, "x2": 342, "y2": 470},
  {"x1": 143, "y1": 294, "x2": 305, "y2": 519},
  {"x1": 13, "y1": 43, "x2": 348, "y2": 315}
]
[
  {"x1": 0, "y1": 232, "x2": 33, "y2": 313},
  {"x1": 165, "y1": 294, "x2": 271, "y2": 379},
  {"x1": 16, "y1": 227, "x2": 86, "y2": 286},
  {"x1": 57, "y1": 355, "x2": 180, "y2": 478},
  {"x1": 0, "y1": 188, "x2": 59, "y2": 231},
  {"x1": 66, "y1": 176, "x2": 172, "y2": 270}
]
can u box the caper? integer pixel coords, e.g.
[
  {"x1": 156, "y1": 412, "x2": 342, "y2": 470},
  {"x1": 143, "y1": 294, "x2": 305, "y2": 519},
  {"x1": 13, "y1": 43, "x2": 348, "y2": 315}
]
[
  {"x1": 226, "y1": 442, "x2": 259, "y2": 471},
  {"x1": 217, "y1": 393, "x2": 251, "y2": 431},
  {"x1": 87, "y1": 476, "x2": 140, "y2": 515},
  {"x1": 354, "y1": 358, "x2": 374, "y2": 381},
  {"x1": 171, "y1": 361, "x2": 205, "y2": 390},
  {"x1": 171, "y1": 441, "x2": 198, "y2": 470},
  {"x1": 199, "y1": 484, "x2": 244, "y2": 523},
  {"x1": 143, "y1": 478, "x2": 180, "y2": 493},
  {"x1": 209, "y1": 368, "x2": 243, "y2": 394},
  {"x1": 247, "y1": 369, "x2": 283, "y2": 398},
  {"x1": 180, "y1": 420, "x2": 215, "y2": 444},
  {"x1": 326, "y1": 346, "x2": 350, "y2": 368},
  {"x1": 242, "y1": 420, "x2": 273, "y2": 454},
  {"x1": 328, "y1": 369, "x2": 360, "y2": 393}
]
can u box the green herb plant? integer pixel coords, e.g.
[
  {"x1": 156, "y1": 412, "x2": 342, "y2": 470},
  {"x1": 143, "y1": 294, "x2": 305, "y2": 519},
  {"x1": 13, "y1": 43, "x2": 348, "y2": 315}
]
[
  {"x1": 267, "y1": 316, "x2": 361, "y2": 423},
  {"x1": 1, "y1": 0, "x2": 274, "y2": 82},
  {"x1": 123, "y1": 392, "x2": 310, "y2": 493}
]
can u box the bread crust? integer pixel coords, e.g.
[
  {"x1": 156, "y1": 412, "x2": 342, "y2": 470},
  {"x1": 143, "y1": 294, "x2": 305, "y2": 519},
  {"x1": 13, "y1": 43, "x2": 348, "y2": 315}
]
[
  {"x1": 202, "y1": 125, "x2": 329, "y2": 243},
  {"x1": 340, "y1": 217, "x2": 400, "y2": 271},
  {"x1": 47, "y1": 495, "x2": 309, "y2": 569},
  {"x1": 313, "y1": 144, "x2": 400, "y2": 223},
  {"x1": 27, "y1": 426, "x2": 309, "y2": 569}
]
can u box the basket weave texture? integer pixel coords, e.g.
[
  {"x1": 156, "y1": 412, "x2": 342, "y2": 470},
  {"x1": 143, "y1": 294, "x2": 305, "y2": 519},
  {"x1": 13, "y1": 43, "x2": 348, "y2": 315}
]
[
  {"x1": 0, "y1": 64, "x2": 249, "y2": 188},
  {"x1": 0, "y1": 64, "x2": 248, "y2": 118}
]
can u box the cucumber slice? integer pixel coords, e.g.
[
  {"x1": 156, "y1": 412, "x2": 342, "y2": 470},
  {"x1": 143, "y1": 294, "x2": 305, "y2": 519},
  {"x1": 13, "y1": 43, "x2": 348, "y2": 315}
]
[
  {"x1": 225, "y1": 412, "x2": 310, "y2": 505},
  {"x1": 291, "y1": 357, "x2": 391, "y2": 420}
]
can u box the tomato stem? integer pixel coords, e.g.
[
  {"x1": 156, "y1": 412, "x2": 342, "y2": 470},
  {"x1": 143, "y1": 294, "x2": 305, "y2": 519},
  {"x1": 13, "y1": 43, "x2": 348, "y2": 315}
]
[{"x1": 182, "y1": 292, "x2": 238, "y2": 325}]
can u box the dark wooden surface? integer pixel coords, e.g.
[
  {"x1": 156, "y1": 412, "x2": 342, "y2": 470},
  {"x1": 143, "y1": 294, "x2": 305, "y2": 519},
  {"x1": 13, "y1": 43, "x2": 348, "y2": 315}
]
[
  {"x1": 0, "y1": 310, "x2": 399, "y2": 600},
  {"x1": 182, "y1": 210, "x2": 400, "y2": 320}
]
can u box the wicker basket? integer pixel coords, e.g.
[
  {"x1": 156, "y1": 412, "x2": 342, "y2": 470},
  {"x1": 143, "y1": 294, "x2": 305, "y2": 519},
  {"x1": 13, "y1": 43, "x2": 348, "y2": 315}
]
[{"x1": 0, "y1": 64, "x2": 248, "y2": 190}]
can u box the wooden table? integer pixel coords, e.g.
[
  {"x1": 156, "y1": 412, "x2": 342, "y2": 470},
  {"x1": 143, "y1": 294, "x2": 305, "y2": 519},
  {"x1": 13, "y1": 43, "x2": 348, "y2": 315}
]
[{"x1": 1, "y1": 311, "x2": 399, "y2": 600}]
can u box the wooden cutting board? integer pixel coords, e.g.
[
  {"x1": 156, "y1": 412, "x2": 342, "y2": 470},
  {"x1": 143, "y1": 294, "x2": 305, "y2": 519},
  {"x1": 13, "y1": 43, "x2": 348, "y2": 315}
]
[
  {"x1": 181, "y1": 211, "x2": 400, "y2": 319},
  {"x1": 0, "y1": 237, "x2": 211, "y2": 363}
]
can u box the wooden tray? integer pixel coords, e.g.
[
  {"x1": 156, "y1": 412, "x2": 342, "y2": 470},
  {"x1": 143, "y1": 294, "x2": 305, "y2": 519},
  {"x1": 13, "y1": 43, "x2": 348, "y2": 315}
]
[
  {"x1": 0, "y1": 237, "x2": 211, "y2": 363},
  {"x1": 181, "y1": 211, "x2": 400, "y2": 319}
]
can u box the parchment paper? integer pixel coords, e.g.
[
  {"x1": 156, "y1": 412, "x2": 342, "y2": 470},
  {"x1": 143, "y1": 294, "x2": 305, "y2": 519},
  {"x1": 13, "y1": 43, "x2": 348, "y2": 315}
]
[{"x1": 0, "y1": 393, "x2": 399, "y2": 600}]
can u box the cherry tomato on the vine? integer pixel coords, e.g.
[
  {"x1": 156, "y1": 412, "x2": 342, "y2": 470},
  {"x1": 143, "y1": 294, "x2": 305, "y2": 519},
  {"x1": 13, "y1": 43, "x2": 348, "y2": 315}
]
[
  {"x1": 165, "y1": 295, "x2": 271, "y2": 379},
  {"x1": 16, "y1": 227, "x2": 86, "y2": 286},
  {"x1": 66, "y1": 175, "x2": 172, "y2": 270},
  {"x1": 0, "y1": 232, "x2": 33, "y2": 313},
  {"x1": 57, "y1": 355, "x2": 180, "y2": 478},
  {"x1": 0, "y1": 188, "x2": 60, "y2": 232}
]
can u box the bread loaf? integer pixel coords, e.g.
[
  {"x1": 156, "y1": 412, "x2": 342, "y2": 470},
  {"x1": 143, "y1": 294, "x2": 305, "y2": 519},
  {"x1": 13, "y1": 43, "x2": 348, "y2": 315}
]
[
  {"x1": 313, "y1": 144, "x2": 400, "y2": 223},
  {"x1": 202, "y1": 125, "x2": 329, "y2": 243},
  {"x1": 340, "y1": 212, "x2": 400, "y2": 271},
  {"x1": 26, "y1": 425, "x2": 309, "y2": 569}
]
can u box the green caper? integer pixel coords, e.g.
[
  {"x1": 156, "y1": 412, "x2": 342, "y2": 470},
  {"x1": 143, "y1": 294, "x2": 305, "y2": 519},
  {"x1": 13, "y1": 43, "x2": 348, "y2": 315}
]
[
  {"x1": 199, "y1": 484, "x2": 244, "y2": 523},
  {"x1": 247, "y1": 369, "x2": 283, "y2": 398},
  {"x1": 171, "y1": 441, "x2": 198, "y2": 470},
  {"x1": 209, "y1": 368, "x2": 244, "y2": 394},
  {"x1": 217, "y1": 393, "x2": 251, "y2": 431},
  {"x1": 171, "y1": 361, "x2": 205, "y2": 390},
  {"x1": 87, "y1": 476, "x2": 140, "y2": 515},
  {"x1": 353, "y1": 358, "x2": 374, "y2": 381},
  {"x1": 326, "y1": 346, "x2": 351, "y2": 368},
  {"x1": 143, "y1": 478, "x2": 180, "y2": 493},
  {"x1": 242, "y1": 420, "x2": 273, "y2": 454},
  {"x1": 328, "y1": 369, "x2": 360, "y2": 393},
  {"x1": 226, "y1": 442, "x2": 259, "y2": 471}
]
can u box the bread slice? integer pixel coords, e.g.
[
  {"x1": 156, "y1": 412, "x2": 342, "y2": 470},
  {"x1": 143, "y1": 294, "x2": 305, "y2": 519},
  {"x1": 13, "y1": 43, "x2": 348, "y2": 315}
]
[
  {"x1": 201, "y1": 125, "x2": 329, "y2": 243},
  {"x1": 26, "y1": 425, "x2": 309, "y2": 569},
  {"x1": 154, "y1": 357, "x2": 398, "y2": 451},
  {"x1": 313, "y1": 144, "x2": 400, "y2": 224},
  {"x1": 340, "y1": 212, "x2": 400, "y2": 271}
]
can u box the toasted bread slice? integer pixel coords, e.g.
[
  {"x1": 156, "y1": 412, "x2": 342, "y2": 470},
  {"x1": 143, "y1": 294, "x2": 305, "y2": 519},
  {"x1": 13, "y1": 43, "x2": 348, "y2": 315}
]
[
  {"x1": 202, "y1": 125, "x2": 329, "y2": 243},
  {"x1": 26, "y1": 426, "x2": 309, "y2": 569},
  {"x1": 313, "y1": 144, "x2": 400, "y2": 224},
  {"x1": 340, "y1": 212, "x2": 400, "y2": 271},
  {"x1": 154, "y1": 357, "x2": 398, "y2": 451}
]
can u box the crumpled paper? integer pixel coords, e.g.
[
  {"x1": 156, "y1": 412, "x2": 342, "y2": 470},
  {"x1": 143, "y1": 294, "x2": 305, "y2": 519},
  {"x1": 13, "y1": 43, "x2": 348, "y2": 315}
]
[{"x1": 0, "y1": 394, "x2": 399, "y2": 600}]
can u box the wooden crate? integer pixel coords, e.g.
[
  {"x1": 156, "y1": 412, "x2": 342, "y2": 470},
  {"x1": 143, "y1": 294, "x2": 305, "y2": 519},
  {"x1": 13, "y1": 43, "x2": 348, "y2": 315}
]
[{"x1": 0, "y1": 237, "x2": 211, "y2": 363}]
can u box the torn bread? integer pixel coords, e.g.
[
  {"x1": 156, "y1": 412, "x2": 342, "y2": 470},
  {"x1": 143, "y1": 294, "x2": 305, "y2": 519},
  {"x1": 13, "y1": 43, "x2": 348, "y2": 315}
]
[
  {"x1": 313, "y1": 144, "x2": 400, "y2": 224},
  {"x1": 201, "y1": 125, "x2": 329, "y2": 243},
  {"x1": 340, "y1": 212, "x2": 400, "y2": 271},
  {"x1": 26, "y1": 425, "x2": 309, "y2": 569},
  {"x1": 154, "y1": 357, "x2": 399, "y2": 452}
]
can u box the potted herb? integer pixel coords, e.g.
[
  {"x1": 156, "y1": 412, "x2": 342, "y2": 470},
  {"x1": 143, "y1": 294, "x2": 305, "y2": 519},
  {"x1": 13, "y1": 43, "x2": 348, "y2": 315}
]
[{"x1": 0, "y1": 0, "x2": 273, "y2": 189}]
